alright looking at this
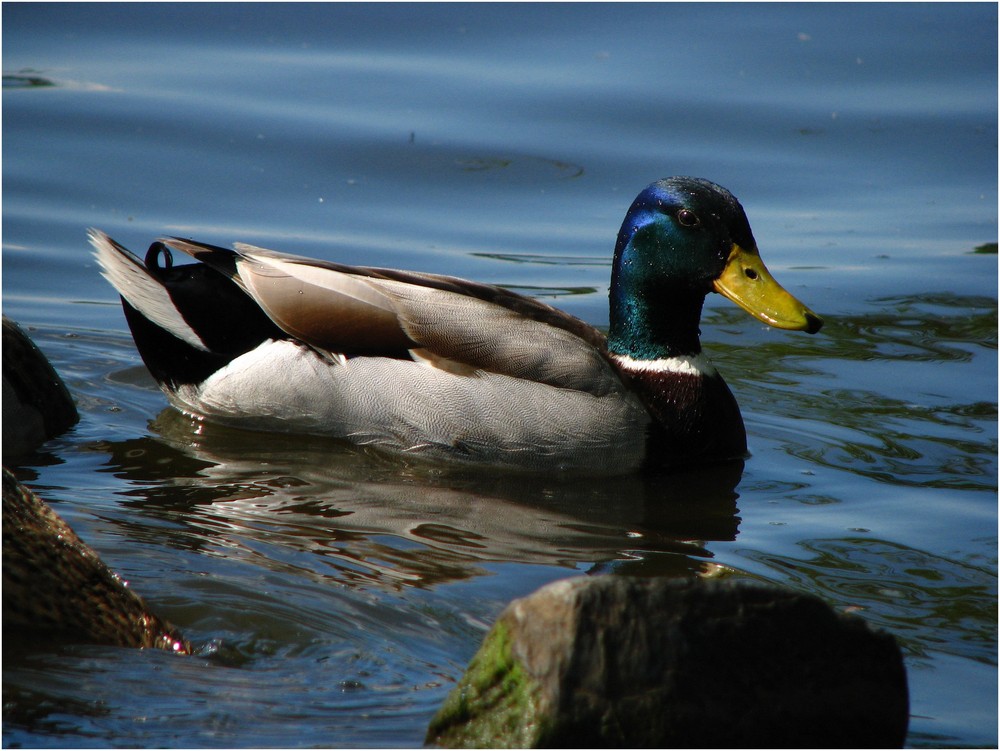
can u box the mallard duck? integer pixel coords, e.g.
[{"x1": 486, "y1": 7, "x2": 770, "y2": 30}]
[{"x1": 90, "y1": 177, "x2": 821, "y2": 473}]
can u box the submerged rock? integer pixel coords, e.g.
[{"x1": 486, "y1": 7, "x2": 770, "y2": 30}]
[
  {"x1": 2, "y1": 468, "x2": 191, "y2": 654},
  {"x1": 2, "y1": 316, "x2": 79, "y2": 458},
  {"x1": 427, "y1": 576, "x2": 908, "y2": 748}
]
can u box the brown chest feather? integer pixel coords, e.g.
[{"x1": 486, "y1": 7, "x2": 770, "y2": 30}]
[{"x1": 622, "y1": 369, "x2": 748, "y2": 469}]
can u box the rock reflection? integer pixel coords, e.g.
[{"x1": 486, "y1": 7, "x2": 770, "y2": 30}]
[{"x1": 94, "y1": 409, "x2": 744, "y2": 589}]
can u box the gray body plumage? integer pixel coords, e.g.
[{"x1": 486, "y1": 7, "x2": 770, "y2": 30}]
[{"x1": 173, "y1": 338, "x2": 650, "y2": 471}]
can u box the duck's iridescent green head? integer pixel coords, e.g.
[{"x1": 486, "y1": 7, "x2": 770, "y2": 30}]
[{"x1": 608, "y1": 177, "x2": 822, "y2": 359}]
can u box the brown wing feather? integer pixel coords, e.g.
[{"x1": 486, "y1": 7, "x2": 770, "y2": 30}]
[
  {"x1": 162, "y1": 238, "x2": 416, "y2": 355},
  {"x1": 375, "y1": 279, "x2": 620, "y2": 396},
  {"x1": 161, "y1": 239, "x2": 616, "y2": 390},
  {"x1": 235, "y1": 259, "x2": 416, "y2": 354},
  {"x1": 232, "y1": 242, "x2": 608, "y2": 351}
]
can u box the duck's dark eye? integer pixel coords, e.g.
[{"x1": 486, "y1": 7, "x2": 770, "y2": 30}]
[{"x1": 677, "y1": 208, "x2": 701, "y2": 228}]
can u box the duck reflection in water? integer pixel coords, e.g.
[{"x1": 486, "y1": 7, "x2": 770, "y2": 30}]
[{"x1": 96, "y1": 409, "x2": 745, "y2": 588}]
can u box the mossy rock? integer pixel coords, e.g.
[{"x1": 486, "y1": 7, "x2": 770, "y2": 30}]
[
  {"x1": 427, "y1": 576, "x2": 908, "y2": 748},
  {"x1": 429, "y1": 621, "x2": 547, "y2": 748}
]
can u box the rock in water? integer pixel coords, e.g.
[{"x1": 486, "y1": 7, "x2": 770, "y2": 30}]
[
  {"x1": 2, "y1": 468, "x2": 191, "y2": 654},
  {"x1": 427, "y1": 576, "x2": 908, "y2": 748},
  {"x1": 2, "y1": 316, "x2": 78, "y2": 458}
]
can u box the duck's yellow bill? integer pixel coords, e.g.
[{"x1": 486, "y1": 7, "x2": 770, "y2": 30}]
[{"x1": 713, "y1": 244, "x2": 823, "y2": 333}]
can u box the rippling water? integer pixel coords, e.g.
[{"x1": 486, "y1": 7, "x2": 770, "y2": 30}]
[{"x1": 3, "y1": 4, "x2": 997, "y2": 748}]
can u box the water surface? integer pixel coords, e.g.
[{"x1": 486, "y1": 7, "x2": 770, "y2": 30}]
[{"x1": 3, "y1": 3, "x2": 997, "y2": 747}]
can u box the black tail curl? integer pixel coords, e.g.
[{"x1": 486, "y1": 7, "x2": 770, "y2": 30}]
[
  {"x1": 121, "y1": 243, "x2": 286, "y2": 389},
  {"x1": 145, "y1": 241, "x2": 175, "y2": 274}
]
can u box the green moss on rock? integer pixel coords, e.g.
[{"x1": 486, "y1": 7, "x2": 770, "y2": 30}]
[{"x1": 426, "y1": 620, "x2": 545, "y2": 748}]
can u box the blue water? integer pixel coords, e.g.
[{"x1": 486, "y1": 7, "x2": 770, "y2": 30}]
[{"x1": 3, "y1": 3, "x2": 996, "y2": 747}]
